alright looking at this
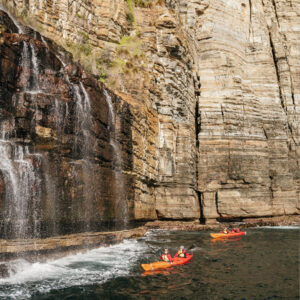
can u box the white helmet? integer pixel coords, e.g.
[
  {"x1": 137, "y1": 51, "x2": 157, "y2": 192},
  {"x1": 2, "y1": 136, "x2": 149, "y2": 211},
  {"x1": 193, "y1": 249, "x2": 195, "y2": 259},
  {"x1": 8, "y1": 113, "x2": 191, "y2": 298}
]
[{"x1": 180, "y1": 245, "x2": 184, "y2": 250}]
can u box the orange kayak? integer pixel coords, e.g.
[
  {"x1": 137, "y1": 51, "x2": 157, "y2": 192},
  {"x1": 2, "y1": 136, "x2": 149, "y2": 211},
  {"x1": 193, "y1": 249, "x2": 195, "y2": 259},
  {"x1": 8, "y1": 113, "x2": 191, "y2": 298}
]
[
  {"x1": 210, "y1": 231, "x2": 246, "y2": 239},
  {"x1": 141, "y1": 254, "x2": 193, "y2": 271}
]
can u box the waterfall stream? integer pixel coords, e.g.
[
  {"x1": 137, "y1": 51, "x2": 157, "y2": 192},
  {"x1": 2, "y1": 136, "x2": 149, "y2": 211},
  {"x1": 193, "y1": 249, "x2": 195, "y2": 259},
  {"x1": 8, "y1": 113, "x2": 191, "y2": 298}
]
[
  {"x1": 0, "y1": 137, "x2": 43, "y2": 238},
  {"x1": 0, "y1": 5, "x2": 24, "y2": 34},
  {"x1": 104, "y1": 90, "x2": 128, "y2": 225},
  {"x1": 0, "y1": 26, "x2": 44, "y2": 238},
  {"x1": 0, "y1": 8, "x2": 128, "y2": 240}
]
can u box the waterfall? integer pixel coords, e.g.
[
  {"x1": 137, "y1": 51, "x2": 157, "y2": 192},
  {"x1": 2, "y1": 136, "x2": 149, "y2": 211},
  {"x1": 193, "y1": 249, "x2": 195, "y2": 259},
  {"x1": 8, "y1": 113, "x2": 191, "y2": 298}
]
[
  {"x1": 19, "y1": 41, "x2": 30, "y2": 90},
  {"x1": 0, "y1": 32, "x2": 45, "y2": 239},
  {"x1": 29, "y1": 43, "x2": 40, "y2": 91},
  {"x1": 72, "y1": 82, "x2": 95, "y2": 230},
  {"x1": 0, "y1": 137, "x2": 42, "y2": 238},
  {"x1": 104, "y1": 90, "x2": 127, "y2": 225},
  {"x1": 19, "y1": 41, "x2": 41, "y2": 92},
  {"x1": 0, "y1": 5, "x2": 24, "y2": 33},
  {"x1": 0, "y1": 8, "x2": 129, "y2": 241},
  {"x1": 73, "y1": 82, "x2": 92, "y2": 156}
]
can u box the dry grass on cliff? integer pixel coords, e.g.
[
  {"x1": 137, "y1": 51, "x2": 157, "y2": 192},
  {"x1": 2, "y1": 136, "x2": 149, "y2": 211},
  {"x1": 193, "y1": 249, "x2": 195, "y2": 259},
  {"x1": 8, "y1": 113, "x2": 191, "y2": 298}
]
[
  {"x1": 0, "y1": 0, "x2": 149, "y2": 94},
  {"x1": 0, "y1": 0, "x2": 43, "y2": 33},
  {"x1": 64, "y1": 33, "x2": 149, "y2": 92},
  {"x1": 106, "y1": 35, "x2": 149, "y2": 91},
  {"x1": 133, "y1": 0, "x2": 164, "y2": 8}
]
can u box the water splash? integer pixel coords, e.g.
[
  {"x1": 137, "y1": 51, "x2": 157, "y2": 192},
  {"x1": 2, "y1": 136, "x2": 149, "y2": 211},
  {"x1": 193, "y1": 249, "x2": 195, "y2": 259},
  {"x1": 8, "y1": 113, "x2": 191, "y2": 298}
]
[{"x1": 0, "y1": 239, "x2": 147, "y2": 299}]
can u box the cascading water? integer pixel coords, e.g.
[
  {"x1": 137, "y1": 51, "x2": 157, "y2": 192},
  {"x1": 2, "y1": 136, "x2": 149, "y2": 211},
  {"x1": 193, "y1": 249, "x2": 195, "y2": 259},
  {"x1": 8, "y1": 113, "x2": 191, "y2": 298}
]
[
  {"x1": 73, "y1": 83, "x2": 92, "y2": 155},
  {"x1": 72, "y1": 82, "x2": 95, "y2": 230},
  {"x1": 0, "y1": 20, "x2": 47, "y2": 238},
  {"x1": 0, "y1": 4, "x2": 24, "y2": 33},
  {"x1": 0, "y1": 7, "x2": 129, "y2": 241},
  {"x1": 29, "y1": 43, "x2": 40, "y2": 91},
  {"x1": 104, "y1": 90, "x2": 128, "y2": 225},
  {"x1": 0, "y1": 128, "x2": 42, "y2": 238},
  {"x1": 0, "y1": 11, "x2": 54, "y2": 238}
]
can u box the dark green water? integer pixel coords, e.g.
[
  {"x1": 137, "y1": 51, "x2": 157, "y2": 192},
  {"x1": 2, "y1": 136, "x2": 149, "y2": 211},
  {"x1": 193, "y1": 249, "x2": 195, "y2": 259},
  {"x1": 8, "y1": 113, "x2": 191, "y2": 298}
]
[{"x1": 1, "y1": 226, "x2": 299, "y2": 299}]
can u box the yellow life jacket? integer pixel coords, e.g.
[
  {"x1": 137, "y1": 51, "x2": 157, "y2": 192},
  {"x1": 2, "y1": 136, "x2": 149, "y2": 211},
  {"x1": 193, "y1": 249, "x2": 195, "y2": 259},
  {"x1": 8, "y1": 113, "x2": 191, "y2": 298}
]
[
  {"x1": 162, "y1": 254, "x2": 170, "y2": 262},
  {"x1": 177, "y1": 250, "x2": 185, "y2": 258}
]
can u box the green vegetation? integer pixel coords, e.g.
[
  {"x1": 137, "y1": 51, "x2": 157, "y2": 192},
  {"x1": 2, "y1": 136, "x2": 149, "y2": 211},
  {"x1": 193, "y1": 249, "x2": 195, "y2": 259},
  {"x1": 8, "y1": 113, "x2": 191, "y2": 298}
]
[
  {"x1": 95, "y1": 50, "x2": 111, "y2": 83},
  {"x1": 107, "y1": 35, "x2": 147, "y2": 88},
  {"x1": 126, "y1": 0, "x2": 135, "y2": 24},
  {"x1": 0, "y1": 0, "x2": 43, "y2": 33},
  {"x1": 65, "y1": 40, "x2": 91, "y2": 61},
  {"x1": 75, "y1": 12, "x2": 87, "y2": 20},
  {"x1": 87, "y1": 35, "x2": 148, "y2": 89},
  {"x1": 133, "y1": 0, "x2": 164, "y2": 8},
  {"x1": 0, "y1": 24, "x2": 6, "y2": 33},
  {"x1": 0, "y1": 0, "x2": 148, "y2": 90},
  {"x1": 63, "y1": 33, "x2": 148, "y2": 89},
  {"x1": 125, "y1": 0, "x2": 163, "y2": 24},
  {"x1": 66, "y1": 30, "x2": 93, "y2": 61}
]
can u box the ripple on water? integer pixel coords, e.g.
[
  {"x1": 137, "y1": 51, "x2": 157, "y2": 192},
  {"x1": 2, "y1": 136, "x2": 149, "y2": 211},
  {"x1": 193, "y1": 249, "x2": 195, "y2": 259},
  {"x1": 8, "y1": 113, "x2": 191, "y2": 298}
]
[{"x1": 0, "y1": 228, "x2": 299, "y2": 299}]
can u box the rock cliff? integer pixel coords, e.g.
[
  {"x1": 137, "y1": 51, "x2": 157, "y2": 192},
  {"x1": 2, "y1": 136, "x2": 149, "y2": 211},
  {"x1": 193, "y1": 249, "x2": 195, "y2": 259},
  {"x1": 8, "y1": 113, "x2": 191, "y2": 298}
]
[{"x1": 0, "y1": 0, "x2": 299, "y2": 231}]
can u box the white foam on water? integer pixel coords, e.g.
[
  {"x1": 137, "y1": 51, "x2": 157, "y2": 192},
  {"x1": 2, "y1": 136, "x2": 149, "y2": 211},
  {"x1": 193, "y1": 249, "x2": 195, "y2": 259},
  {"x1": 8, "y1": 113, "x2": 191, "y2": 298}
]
[
  {"x1": 259, "y1": 225, "x2": 300, "y2": 230},
  {"x1": 0, "y1": 239, "x2": 147, "y2": 299}
]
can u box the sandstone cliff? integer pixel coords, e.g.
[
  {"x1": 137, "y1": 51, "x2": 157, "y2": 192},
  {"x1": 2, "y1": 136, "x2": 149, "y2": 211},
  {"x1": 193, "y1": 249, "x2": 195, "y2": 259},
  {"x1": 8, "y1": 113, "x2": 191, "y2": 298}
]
[{"x1": 0, "y1": 0, "x2": 299, "y2": 230}]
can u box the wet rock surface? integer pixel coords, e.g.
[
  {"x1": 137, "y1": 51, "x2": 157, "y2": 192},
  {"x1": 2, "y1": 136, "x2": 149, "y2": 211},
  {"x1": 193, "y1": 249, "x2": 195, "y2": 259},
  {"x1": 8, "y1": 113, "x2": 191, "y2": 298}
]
[
  {"x1": 0, "y1": 226, "x2": 147, "y2": 263},
  {"x1": 0, "y1": 9, "x2": 136, "y2": 239}
]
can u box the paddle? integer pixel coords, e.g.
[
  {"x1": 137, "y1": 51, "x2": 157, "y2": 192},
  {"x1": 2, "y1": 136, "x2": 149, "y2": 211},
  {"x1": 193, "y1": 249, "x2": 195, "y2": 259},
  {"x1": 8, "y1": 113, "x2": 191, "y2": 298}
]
[
  {"x1": 146, "y1": 243, "x2": 162, "y2": 256},
  {"x1": 187, "y1": 244, "x2": 196, "y2": 251}
]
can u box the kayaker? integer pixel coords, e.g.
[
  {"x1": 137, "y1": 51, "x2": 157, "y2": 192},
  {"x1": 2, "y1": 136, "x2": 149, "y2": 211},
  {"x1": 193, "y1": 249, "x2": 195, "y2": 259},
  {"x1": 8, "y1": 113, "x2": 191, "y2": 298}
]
[
  {"x1": 222, "y1": 227, "x2": 230, "y2": 234},
  {"x1": 232, "y1": 226, "x2": 240, "y2": 233},
  {"x1": 160, "y1": 248, "x2": 173, "y2": 262},
  {"x1": 174, "y1": 245, "x2": 188, "y2": 258}
]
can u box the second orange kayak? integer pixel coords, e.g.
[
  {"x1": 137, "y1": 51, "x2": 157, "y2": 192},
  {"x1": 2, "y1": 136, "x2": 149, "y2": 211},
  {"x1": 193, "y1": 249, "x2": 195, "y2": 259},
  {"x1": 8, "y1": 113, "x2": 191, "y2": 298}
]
[
  {"x1": 141, "y1": 254, "x2": 193, "y2": 271},
  {"x1": 210, "y1": 231, "x2": 246, "y2": 239}
]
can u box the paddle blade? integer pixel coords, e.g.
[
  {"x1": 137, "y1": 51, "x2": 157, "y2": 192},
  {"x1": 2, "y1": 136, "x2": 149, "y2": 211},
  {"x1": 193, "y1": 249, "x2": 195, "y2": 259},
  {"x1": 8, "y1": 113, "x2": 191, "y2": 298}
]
[{"x1": 187, "y1": 244, "x2": 196, "y2": 250}]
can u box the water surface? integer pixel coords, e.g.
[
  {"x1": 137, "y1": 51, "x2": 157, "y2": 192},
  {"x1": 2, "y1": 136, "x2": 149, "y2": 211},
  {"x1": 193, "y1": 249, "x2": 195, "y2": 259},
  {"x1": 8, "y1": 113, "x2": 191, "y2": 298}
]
[{"x1": 0, "y1": 226, "x2": 299, "y2": 299}]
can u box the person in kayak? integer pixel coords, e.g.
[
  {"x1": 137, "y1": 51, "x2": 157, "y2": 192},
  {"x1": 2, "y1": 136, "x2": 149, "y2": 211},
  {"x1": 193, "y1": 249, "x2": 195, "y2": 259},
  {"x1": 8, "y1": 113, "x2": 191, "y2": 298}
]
[
  {"x1": 160, "y1": 248, "x2": 173, "y2": 262},
  {"x1": 222, "y1": 227, "x2": 230, "y2": 234},
  {"x1": 174, "y1": 245, "x2": 188, "y2": 258},
  {"x1": 231, "y1": 226, "x2": 240, "y2": 233}
]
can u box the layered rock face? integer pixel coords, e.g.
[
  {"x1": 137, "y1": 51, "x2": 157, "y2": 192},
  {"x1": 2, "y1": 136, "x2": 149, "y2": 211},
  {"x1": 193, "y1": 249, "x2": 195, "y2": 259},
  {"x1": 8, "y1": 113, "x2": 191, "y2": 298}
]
[
  {"x1": 1, "y1": 0, "x2": 299, "y2": 227},
  {"x1": 0, "y1": 9, "x2": 138, "y2": 238},
  {"x1": 190, "y1": 0, "x2": 300, "y2": 220}
]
